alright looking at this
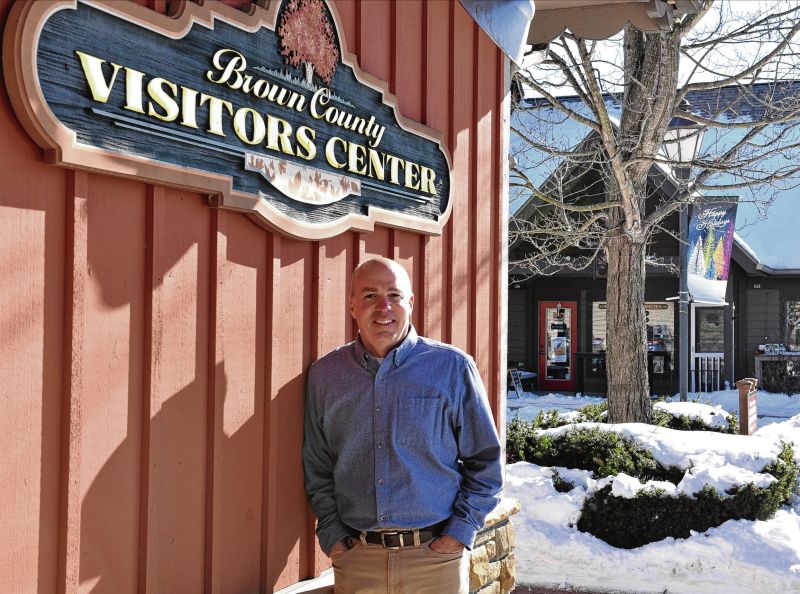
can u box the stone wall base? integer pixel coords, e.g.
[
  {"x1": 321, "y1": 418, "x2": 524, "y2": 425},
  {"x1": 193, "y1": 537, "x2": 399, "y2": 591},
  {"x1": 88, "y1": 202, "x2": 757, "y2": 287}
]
[{"x1": 469, "y1": 497, "x2": 522, "y2": 594}]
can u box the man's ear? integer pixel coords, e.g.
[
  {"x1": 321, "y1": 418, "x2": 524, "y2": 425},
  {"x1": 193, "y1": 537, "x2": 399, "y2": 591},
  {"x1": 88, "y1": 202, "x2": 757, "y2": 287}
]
[
  {"x1": 409, "y1": 293, "x2": 414, "y2": 312},
  {"x1": 349, "y1": 295, "x2": 356, "y2": 319}
]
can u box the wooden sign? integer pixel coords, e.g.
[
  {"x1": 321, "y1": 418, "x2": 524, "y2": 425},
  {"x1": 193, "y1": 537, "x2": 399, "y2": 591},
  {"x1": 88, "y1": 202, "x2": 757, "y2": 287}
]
[
  {"x1": 509, "y1": 369, "x2": 524, "y2": 399},
  {"x1": 3, "y1": 0, "x2": 453, "y2": 239},
  {"x1": 736, "y1": 378, "x2": 758, "y2": 436}
]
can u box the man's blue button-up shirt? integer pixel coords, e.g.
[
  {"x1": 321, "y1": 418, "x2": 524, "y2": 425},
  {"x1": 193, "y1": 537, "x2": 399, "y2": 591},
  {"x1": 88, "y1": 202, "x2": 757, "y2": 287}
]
[{"x1": 302, "y1": 326, "x2": 503, "y2": 555}]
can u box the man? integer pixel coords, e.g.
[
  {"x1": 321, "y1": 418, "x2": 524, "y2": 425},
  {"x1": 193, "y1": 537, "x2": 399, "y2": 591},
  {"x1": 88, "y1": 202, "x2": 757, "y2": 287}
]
[{"x1": 303, "y1": 257, "x2": 503, "y2": 594}]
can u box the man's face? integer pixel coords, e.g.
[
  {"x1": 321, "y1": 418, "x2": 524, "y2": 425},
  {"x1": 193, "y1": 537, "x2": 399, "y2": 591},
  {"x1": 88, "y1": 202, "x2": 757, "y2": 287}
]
[{"x1": 350, "y1": 261, "x2": 414, "y2": 358}]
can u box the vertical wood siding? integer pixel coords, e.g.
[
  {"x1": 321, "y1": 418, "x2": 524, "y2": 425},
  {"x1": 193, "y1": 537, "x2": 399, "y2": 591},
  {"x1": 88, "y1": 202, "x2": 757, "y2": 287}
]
[{"x1": 0, "y1": 0, "x2": 508, "y2": 591}]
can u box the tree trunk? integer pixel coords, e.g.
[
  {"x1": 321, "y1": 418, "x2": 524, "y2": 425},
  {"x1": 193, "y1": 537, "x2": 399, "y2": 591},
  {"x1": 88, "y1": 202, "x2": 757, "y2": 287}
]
[
  {"x1": 303, "y1": 61, "x2": 314, "y2": 84},
  {"x1": 605, "y1": 234, "x2": 651, "y2": 423}
]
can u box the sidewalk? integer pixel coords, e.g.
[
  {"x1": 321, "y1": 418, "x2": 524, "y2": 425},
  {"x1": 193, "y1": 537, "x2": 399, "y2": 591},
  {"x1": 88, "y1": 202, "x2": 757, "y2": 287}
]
[
  {"x1": 513, "y1": 586, "x2": 640, "y2": 594},
  {"x1": 513, "y1": 587, "x2": 600, "y2": 593}
]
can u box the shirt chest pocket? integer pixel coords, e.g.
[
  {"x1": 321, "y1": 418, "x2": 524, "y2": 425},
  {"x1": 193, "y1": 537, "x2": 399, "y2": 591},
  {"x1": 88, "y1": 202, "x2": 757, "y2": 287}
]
[{"x1": 395, "y1": 392, "x2": 447, "y2": 448}]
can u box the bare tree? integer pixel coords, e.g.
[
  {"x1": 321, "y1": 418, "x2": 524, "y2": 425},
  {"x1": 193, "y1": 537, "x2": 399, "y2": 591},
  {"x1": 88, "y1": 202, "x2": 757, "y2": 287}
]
[{"x1": 511, "y1": 1, "x2": 800, "y2": 422}]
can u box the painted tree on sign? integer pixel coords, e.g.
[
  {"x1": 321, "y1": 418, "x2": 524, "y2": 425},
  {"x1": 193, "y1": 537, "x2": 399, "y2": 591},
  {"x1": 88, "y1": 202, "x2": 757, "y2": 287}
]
[
  {"x1": 722, "y1": 220, "x2": 735, "y2": 277},
  {"x1": 703, "y1": 229, "x2": 716, "y2": 276},
  {"x1": 278, "y1": 0, "x2": 339, "y2": 85},
  {"x1": 689, "y1": 237, "x2": 705, "y2": 277},
  {"x1": 713, "y1": 238, "x2": 725, "y2": 279}
]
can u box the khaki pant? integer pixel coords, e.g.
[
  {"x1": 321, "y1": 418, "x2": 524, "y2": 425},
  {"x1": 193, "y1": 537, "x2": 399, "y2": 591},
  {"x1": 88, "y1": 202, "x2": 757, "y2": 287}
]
[{"x1": 331, "y1": 539, "x2": 469, "y2": 594}]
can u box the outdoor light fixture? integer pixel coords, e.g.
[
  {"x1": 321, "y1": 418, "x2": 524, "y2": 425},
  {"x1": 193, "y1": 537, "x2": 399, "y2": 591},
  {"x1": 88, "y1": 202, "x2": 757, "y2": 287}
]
[
  {"x1": 663, "y1": 115, "x2": 706, "y2": 402},
  {"x1": 662, "y1": 116, "x2": 705, "y2": 166}
]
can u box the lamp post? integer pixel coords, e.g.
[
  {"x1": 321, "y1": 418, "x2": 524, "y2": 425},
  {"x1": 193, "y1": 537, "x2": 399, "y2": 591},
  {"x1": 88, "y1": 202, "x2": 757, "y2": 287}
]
[{"x1": 662, "y1": 119, "x2": 705, "y2": 402}]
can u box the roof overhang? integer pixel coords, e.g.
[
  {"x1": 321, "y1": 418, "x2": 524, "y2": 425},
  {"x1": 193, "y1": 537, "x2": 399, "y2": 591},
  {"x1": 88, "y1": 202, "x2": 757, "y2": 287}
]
[
  {"x1": 528, "y1": 0, "x2": 703, "y2": 46},
  {"x1": 732, "y1": 234, "x2": 800, "y2": 277},
  {"x1": 754, "y1": 264, "x2": 800, "y2": 276},
  {"x1": 459, "y1": 0, "x2": 536, "y2": 66}
]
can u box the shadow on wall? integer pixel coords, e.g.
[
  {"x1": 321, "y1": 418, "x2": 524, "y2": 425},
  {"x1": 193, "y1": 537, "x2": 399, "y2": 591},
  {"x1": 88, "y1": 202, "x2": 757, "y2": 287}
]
[
  {"x1": 70, "y1": 189, "x2": 310, "y2": 592},
  {"x1": 77, "y1": 365, "x2": 305, "y2": 593}
]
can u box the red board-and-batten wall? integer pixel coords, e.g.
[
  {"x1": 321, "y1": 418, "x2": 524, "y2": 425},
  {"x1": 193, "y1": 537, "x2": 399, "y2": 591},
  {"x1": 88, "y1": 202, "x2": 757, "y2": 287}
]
[{"x1": 0, "y1": 0, "x2": 509, "y2": 592}]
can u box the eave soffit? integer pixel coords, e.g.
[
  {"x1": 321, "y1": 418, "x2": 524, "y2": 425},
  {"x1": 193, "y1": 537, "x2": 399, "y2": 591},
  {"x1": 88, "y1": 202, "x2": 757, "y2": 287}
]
[{"x1": 528, "y1": 0, "x2": 702, "y2": 45}]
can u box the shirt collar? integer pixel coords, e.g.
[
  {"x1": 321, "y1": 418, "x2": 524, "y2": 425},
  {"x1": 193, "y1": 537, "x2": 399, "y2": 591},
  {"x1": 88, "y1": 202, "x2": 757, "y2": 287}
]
[{"x1": 354, "y1": 325, "x2": 418, "y2": 368}]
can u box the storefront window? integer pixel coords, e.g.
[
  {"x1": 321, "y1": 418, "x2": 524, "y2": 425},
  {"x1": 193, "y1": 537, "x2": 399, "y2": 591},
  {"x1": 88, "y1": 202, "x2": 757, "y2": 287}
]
[
  {"x1": 787, "y1": 301, "x2": 800, "y2": 352},
  {"x1": 592, "y1": 302, "x2": 675, "y2": 370},
  {"x1": 695, "y1": 307, "x2": 724, "y2": 353}
]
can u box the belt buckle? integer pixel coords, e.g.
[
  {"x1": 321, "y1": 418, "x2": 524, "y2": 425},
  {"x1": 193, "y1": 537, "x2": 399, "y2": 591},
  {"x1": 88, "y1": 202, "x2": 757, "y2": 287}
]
[{"x1": 380, "y1": 531, "x2": 403, "y2": 549}]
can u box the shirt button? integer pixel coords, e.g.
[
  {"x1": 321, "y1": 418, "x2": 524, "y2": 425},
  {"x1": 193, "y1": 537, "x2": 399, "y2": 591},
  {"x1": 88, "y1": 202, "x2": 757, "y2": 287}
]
[
  {"x1": 378, "y1": 478, "x2": 384, "y2": 485},
  {"x1": 380, "y1": 515, "x2": 386, "y2": 521},
  {"x1": 377, "y1": 442, "x2": 383, "y2": 449},
  {"x1": 375, "y1": 406, "x2": 381, "y2": 412}
]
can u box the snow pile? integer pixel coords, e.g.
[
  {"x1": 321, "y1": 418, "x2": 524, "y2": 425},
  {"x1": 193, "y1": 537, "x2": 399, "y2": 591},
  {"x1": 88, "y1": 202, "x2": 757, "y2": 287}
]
[
  {"x1": 506, "y1": 390, "x2": 800, "y2": 593},
  {"x1": 593, "y1": 463, "x2": 776, "y2": 500},
  {"x1": 654, "y1": 400, "x2": 731, "y2": 429},
  {"x1": 665, "y1": 390, "x2": 800, "y2": 425},
  {"x1": 507, "y1": 393, "x2": 607, "y2": 414}
]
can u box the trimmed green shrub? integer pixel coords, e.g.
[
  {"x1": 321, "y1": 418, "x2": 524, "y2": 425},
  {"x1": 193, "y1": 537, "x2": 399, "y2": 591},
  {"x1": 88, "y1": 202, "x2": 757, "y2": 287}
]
[
  {"x1": 650, "y1": 405, "x2": 739, "y2": 434},
  {"x1": 575, "y1": 401, "x2": 608, "y2": 423},
  {"x1": 533, "y1": 408, "x2": 570, "y2": 430},
  {"x1": 506, "y1": 415, "x2": 533, "y2": 464},
  {"x1": 551, "y1": 469, "x2": 575, "y2": 493},
  {"x1": 577, "y1": 441, "x2": 799, "y2": 548},
  {"x1": 760, "y1": 441, "x2": 800, "y2": 509},
  {"x1": 506, "y1": 423, "x2": 683, "y2": 483},
  {"x1": 506, "y1": 411, "x2": 572, "y2": 463},
  {"x1": 726, "y1": 413, "x2": 740, "y2": 434},
  {"x1": 648, "y1": 406, "x2": 672, "y2": 428},
  {"x1": 507, "y1": 399, "x2": 737, "y2": 462}
]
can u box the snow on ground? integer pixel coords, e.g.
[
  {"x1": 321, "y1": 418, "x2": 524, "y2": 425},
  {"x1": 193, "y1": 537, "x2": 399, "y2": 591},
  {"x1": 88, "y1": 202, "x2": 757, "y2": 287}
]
[
  {"x1": 654, "y1": 400, "x2": 731, "y2": 429},
  {"x1": 508, "y1": 393, "x2": 607, "y2": 419},
  {"x1": 506, "y1": 389, "x2": 800, "y2": 593}
]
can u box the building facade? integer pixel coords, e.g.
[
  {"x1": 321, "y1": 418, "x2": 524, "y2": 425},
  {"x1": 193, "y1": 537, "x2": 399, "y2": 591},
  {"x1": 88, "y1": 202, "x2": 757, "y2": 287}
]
[
  {"x1": 510, "y1": 239, "x2": 800, "y2": 396},
  {"x1": 0, "y1": 1, "x2": 510, "y2": 592}
]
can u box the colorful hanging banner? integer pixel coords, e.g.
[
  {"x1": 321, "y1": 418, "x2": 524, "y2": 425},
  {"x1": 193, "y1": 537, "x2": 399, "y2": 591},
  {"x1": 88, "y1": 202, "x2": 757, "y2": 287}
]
[{"x1": 686, "y1": 200, "x2": 738, "y2": 304}]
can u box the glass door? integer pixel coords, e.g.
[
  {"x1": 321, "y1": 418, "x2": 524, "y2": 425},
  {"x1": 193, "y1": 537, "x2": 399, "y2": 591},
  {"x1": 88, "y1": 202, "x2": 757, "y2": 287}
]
[
  {"x1": 691, "y1": 304, "x2": 725, "y2": 391},
  {"x1": 538, "y1": 301, "x2": 577, "y2": 392}
]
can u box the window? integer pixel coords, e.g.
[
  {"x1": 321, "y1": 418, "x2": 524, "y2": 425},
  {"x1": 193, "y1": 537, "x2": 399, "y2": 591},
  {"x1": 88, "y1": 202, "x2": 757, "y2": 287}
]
[
  {"x1": 695, "y1": 307, "x2": 724, "y2": 353},
  {"x1": 592, "y1": 302, "x2": 675, "y2": 370},
  {"x1": 787, "y1": 301, "x2": 800, "y2": 352}
]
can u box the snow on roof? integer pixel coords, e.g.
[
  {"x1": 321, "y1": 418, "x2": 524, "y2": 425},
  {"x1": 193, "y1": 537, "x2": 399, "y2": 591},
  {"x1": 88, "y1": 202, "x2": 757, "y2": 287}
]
[{"x1": 733, "y1": 232, "x2": 758, "y2": 260}]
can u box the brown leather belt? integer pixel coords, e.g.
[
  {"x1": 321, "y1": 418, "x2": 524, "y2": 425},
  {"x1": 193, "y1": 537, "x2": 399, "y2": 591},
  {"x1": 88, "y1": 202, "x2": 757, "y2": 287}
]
[{"x1": 348, "y1": 520, "x2": 447, "y2": 549}]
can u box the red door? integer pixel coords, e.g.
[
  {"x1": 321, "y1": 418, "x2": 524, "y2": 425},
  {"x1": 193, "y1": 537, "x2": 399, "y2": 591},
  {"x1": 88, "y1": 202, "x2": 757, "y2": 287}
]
[{"x1": 538, "y1": 301, "x2": 578, "y2": 392}]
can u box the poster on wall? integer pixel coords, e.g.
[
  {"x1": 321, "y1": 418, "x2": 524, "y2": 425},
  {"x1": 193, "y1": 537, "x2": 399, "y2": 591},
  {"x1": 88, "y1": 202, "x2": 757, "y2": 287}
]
[
  {"x1": 3, "y1": 0, "x2": 453, "y2": 239},
  {"x1": 686, "y1": 200, "x2": 738, "y2": 304},
  {"x1": 550, "y1": 336, "x2": 568, "y2": 363}
]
